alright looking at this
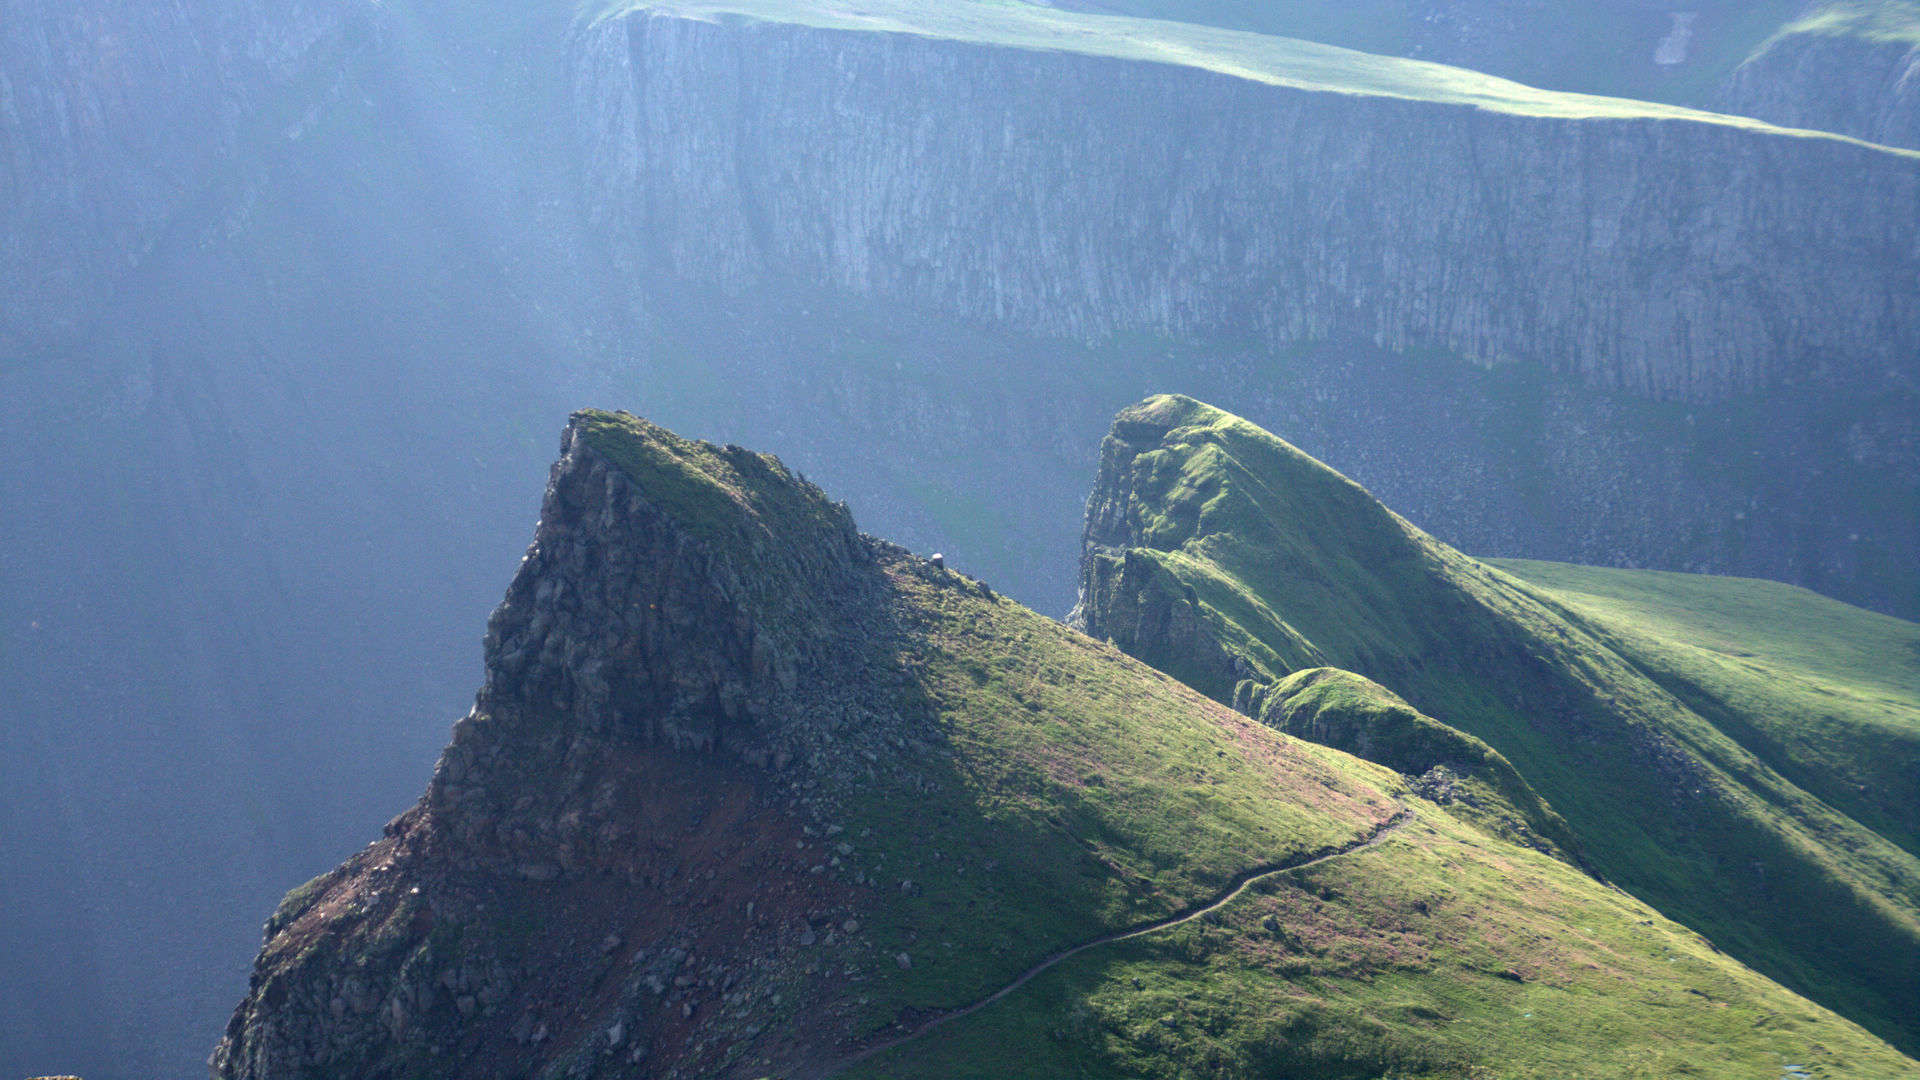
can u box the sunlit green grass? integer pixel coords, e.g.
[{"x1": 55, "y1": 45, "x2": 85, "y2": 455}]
[
  {"x1": 1490, "y1": 559, "x2": 1920, "y2": 855},
  {"x1": 1075, "y1": 394, "x2": 1920, "y2": 1052},
  {"x1": 833, "y1": 562, "x2": 1407, "y2": 1032},
  {"x1": 846, "y1": 806, "x2": 1918, "y2": 1079}
]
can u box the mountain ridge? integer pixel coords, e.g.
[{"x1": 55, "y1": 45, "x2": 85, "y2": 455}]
[
  {"x1": 1071, "y1": 393, "x2": 1920, "y2": 1052},
  {"x1": 8, "y1": 1, "x2": 1920, "y2": 1071},
  {"x1": 214, "y1": 409, "x2": 1920, "y2": 1079}
]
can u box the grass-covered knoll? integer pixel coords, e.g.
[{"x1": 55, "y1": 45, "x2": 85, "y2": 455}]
[
  {"x1": 846, "y1": 800, "x2": 1918, "y2": 1079},
  {"x1": 1257, "y1": 668, "x2": 1581, "y2": 862},
  {"x1": 589, "y1": 0, "x2": 1916, "y2": 152},
  {"x1": 1490, "y1": 560, "x2": 1920, "y2": 858},
  {"x1": 1076, "y1": 394, "x2": 1920, "y2": 1052}
]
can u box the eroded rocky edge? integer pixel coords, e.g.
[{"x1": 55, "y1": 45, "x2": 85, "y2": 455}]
[{"x1": 211, "y1": 415, "x2": 955, "y2": 1080}]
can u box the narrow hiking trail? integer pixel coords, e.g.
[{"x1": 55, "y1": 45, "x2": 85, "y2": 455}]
[{"x1": 813, "y1": 807, "x2": 1416, "y2": 1077}]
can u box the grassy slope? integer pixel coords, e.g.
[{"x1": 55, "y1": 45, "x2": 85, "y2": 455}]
[
  {"x1": 831, "y1": 561, "x2": 1409, "y2": 1033},
  {"x1": 590, "y1": 0, "x2": 1917, "y2": 154},
  {"x1": 572, "y1": 412, "x2": 1409, "y2": 1041},
  {"x1": 848, "y1": 805, "x2": 1916, "y2": 1080},
  {"x1": 1488, "y1": 560, "x2": 1920, "y2": 857},
  {"x1": 1077, "y1": 394, "x2": 1920, "y2": 1053},
  {"x1": 559, "y1": 414, "x2": 1917, "y2": 1077}
]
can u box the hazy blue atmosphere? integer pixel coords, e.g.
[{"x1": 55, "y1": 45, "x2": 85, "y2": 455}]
[{"x1": 3, "y1": 2, "x2": 1918, "y2": 1078}]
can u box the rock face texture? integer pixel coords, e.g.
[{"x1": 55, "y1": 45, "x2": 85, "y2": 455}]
[
  {"x1": 1723, "y1": 27, "x2": 1920, "y2": 150},
  {"x1": 578, "y1": 11, "x2": 1920, "y2": 403},
  {"x1": 472, "y1": 416, "x2": 864, "y2": 763},
  {"x1": 0, "y1": 0, "x2": 357, "y2": 351},
  {"x1": 211, "y1": 414, "x2": 906, "y2": 1080}
]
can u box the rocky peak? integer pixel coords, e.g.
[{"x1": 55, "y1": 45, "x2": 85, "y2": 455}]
[
  {"x1": 213, "y1": 415, "x2": 924, "y2": 1079},
  {"x1": 470, "y1": 410, "x2": 866, "y2": 758},
  {"x1": 425, "y1": 410, "x2": 888, "y2": 870}
]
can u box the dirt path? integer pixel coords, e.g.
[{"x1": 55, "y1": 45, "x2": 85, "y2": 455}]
[{"x1": 813, "y1": 807, "x2": 1414, "y2": 1078}]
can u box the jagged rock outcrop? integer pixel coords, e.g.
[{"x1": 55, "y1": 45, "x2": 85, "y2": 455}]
[
  {"x1": 1722, "y1": 18, "x2": 1920, "y2": 150},
  {"x1": 469, "y1": 413, "x2": 865, "y2": 759},
  {"x1": 211, "y1": 413, "x2": 909, "y2": 1080},
  {"x1": 576, "y1": 8, "x2": 1920, "y2": 403}
]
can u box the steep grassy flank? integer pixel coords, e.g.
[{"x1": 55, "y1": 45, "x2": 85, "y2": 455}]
[
  {"x1": 846, "y1": 806, "x2": 1918, "y2": 1080},
  {"x1": 590, "y1": 0, "x2": 1917, "y2": 153},
  {"x1": 1256, "y1": 668, "x2": 1581, "y2": 862},
  {"x1": 805, "y1": 556, "x2": 1413, "y2": 1036},
  {"x1": 1075, "y1": 394, "x2": 1920, "y2": 1052},
  {"x1": 1490, "y1": 560, "x2": 1920, "y2": 857}
]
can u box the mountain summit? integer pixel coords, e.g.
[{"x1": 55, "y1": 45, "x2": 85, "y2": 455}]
[{"x1": 214, "y1": 409, "x2": 1916, "y2": 1078}]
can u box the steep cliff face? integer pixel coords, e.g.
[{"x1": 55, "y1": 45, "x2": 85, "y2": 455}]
[
  {"x1": 0, "y1": 0, "x2": 357, "y2": 351},
  {"x1": 577, "y1": 7, "x2": 1920, "y2": 402},
  {"x1": 1723, "y1": 23, "x2": 1920, "y2": 150},
  {"x1": 469, "y1": 413, "x2": 867, "y2": 764},
  {"x1": 211, "y1": 412, "x2": 908, "y2": 1078}
]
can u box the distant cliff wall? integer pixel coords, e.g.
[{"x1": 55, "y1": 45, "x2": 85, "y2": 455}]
[
  {"x1": 1723, "y1": 29, "x2": 1920, "y2": 150},
  {"x1": 575, "y1": 11, "x2": 1920, "y2": 403},
  {"x1": 0, "y1": 0, "x2": 354, "y2": 351}
]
